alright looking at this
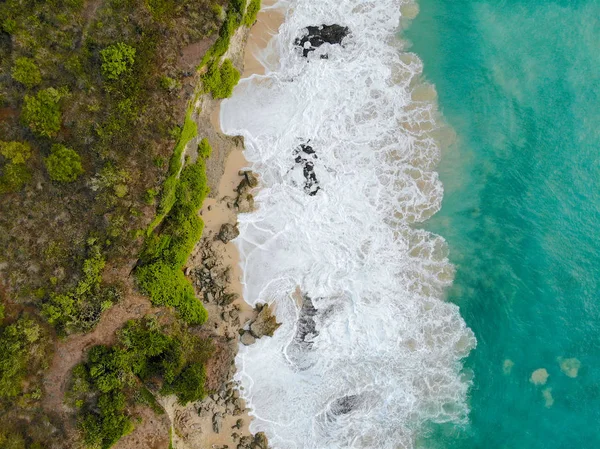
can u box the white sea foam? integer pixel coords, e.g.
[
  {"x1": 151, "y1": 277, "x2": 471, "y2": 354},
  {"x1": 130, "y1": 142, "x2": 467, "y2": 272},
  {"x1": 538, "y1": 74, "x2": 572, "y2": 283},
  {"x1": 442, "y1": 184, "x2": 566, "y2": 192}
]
[{"x1": 220, "y1": 1, "x2": 475, "y2": 447}]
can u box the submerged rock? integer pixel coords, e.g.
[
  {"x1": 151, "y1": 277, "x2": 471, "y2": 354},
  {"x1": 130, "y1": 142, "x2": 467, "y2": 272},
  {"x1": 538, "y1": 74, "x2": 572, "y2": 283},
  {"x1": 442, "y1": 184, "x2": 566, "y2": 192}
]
[
  {"x1": 295, "y1": 24, "x2": 350, "y2": 57},
  {"x1": 293, "y1": 143, "x2": 320, "y2": 196}
]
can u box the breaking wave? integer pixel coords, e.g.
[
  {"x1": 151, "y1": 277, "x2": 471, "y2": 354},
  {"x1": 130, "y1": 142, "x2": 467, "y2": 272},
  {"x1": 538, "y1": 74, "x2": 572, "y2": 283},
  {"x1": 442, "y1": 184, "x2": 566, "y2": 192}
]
[{"x1": 220, "y1": 1, "x2": 475, "y2": 447}]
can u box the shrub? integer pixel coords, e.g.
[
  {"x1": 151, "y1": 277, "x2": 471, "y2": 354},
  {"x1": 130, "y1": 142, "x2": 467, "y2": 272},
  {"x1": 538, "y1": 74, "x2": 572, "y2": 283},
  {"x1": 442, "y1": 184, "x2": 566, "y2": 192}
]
[
  {"x1": 72, "y1": 317, "x2": 213, "y2": 447},
  {"x1": 0, "y1": 163, "x2": 31, "y2": 193},
  {"x1": 22, "y1": 88, "x2": 63, "y2": 137},
  {"x1": 243, "y1": 0, "x2": 261, "y2": 27},
  {"x1": 197, "y1": 138, "x2": 212, "y2": 159},
  {"x1": 202, "y1": 59, "x2": 240, "y2": 99},
  {"x1": 11, "y1": 57, "x2": 42, "y2": 88},
  {"x1": 100, "y1": 43, "x2": 136, "y2": 81},
  {"x1": 136, "y1": 262, "x2": 207, "y2": 325},
  {"x1": 159, "y1": 75, "x2": 181, "y2": 91},
  {"x1": 44, "y1": 144, "x2": 83, "y2": 182},
  {"x1": 0, "y1": 141, "x2": 31, "y2": 164},
  {"x1": 164, "y1": 362, "x2": 206, "y2": 405},
  {"x1": 0, "y1": 317, "x2": 42, "y2": 399}
]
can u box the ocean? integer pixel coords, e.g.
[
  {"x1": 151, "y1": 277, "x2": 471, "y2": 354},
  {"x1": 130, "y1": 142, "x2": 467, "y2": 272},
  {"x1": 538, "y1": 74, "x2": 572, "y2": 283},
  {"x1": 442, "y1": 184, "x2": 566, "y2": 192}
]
[
  {"x1": 221, "y1": 0, "x2": 600, "y2": 447},
  {"x1": 405, "y1": 0, "x2": 600, "y2": 447}
]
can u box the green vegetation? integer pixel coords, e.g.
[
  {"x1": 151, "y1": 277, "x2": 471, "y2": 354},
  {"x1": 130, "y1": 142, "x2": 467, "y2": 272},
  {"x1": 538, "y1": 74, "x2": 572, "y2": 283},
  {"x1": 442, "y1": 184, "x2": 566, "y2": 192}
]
[
  {"x1": 243, "y1": 0, "x2": 261, "y2": 27},
  {"x1": 198, "y1": 138, "x2": 212, "y2": 158},
  {"x1": 100, "y1": 43, "x2": 136, "y2": 81},
  {"x1": 44, "y1": 144, "x2": 83, "y2": 182},
  {"x1": 149, "y1": 108, "x2": 198, "y2": 234},
  {"x1": 22, "y1": 88, "x2": 63, "y2": 137},
  {"x1": 0, "y1": 315, "x2": 51, "y2": 411},
  {"x1": 41, "y1": 242, "x2": 121, "y2": 334},
  {"x1": 70, "y1": 317, "x2": 212, "y2": 448},
  {"x1": 0, "y1": 141, "x2": 32, "y2": 193},
  {"x1": 202, "y1": 59, "x2": 240, "y2": 99},
  {"x1": 0, "y1": 141, "x2": 31, "y2": 164},
  {"x1": 0, "y1": 163, "x2": 31, "y2": 193},
  {"x1": 0, "y1": 0, "x2": 253, "y2": 445},
  {"x1": 11, "y1": 57, "x2": 42, "y2": 88},
  {"x1": 137, "y1": 139, "x2": 212, "y2": 325}
]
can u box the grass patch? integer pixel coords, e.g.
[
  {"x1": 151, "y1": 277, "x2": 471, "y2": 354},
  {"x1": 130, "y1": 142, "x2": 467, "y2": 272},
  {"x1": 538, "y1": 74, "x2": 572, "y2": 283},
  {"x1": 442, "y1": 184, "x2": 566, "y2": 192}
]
[
  {"x1": 243, "y1": 0, "x2": 261, "y2": 27},
  {"x1": 136, "y1": 139, "x2": 212, "y2": 325},
  {"x1": 148, "y1": 107, "x2": 198, "y2": 234}
]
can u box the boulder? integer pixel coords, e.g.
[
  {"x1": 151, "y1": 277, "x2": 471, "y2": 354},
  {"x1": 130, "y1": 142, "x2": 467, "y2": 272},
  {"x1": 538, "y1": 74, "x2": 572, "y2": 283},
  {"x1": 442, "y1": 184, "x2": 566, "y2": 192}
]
[
  {"x1": 254, "y1": 432, "x2": 269, "y2": 449},
  {"x1": 217, "y1": 223, "x2": 239, "y2": 243},
  {"x1": 295, "y1": 24, "x2": 350, "y2": 57},
  {"x1": 235, "y1": 193, "x2": 254, "y2": 213},
  {"x1": 249, "y1": 305, "x2": 281, "y2": 338},
  {"x1": 212, "y1": 413, "x2": 223, "y2": 433},
  {"x1": 240, "y1": 331, "x2": 256, "y2": 346}
]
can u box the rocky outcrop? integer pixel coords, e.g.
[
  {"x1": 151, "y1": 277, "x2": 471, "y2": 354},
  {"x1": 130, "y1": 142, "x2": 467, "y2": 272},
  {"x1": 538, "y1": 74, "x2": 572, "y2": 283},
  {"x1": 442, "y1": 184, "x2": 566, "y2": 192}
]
[
  {"x1": 295, "y1": 24, "x2": 350, "y2": 57},
  {"x1": 248, "y1": 304, "x2": 281, "y2": 338},
  {"x1": 217, "y1": 223, "x2": 240, "y2": 243},
  {"x1": 293, "y1": 142, "x2": 320, "y2": 196}
]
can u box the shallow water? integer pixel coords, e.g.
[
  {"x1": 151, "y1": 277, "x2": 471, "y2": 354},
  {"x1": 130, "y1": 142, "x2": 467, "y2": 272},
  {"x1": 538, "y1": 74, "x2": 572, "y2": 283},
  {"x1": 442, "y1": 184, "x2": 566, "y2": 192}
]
[
  {"x1": 404, "y1": 0, "x2": 600, "y2": 447},
  {"x1": 221, "y1": 1, "x2": 475, "y2": 448}
]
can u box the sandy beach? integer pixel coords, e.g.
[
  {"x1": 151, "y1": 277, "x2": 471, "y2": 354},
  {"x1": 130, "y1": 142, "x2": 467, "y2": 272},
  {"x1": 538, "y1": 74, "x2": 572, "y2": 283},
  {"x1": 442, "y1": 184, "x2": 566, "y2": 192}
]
[{"x1": 163, "y1": 4, "x2": 286, "y2": 449}]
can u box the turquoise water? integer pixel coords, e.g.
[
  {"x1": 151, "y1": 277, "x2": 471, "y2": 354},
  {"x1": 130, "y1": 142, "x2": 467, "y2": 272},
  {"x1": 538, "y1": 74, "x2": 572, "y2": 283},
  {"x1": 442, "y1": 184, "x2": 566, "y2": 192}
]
[{"x1": 404, "y1": 0, "x2": 600, "y2": 447}]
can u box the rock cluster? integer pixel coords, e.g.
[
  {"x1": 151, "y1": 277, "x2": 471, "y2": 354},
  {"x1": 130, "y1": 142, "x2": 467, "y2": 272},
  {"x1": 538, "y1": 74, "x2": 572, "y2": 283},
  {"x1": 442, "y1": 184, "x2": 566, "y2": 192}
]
[
  {"x1": 294, "y1": 24, "x2": 350, "y2": 57},
  {"x1": 240, "y1": 303, "x2": 281, "y2": 346},
  {"x1": 192, "y1": 241, "x2": 239, "y2": 309},
  {"x1": 222, "y1": 170, "x2": 258, "y2": 213}
]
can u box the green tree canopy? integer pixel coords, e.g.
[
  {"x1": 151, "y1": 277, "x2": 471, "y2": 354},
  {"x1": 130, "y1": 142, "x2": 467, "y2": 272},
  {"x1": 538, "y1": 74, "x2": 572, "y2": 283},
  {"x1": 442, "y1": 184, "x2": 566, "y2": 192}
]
[
  {"x1": 22, "y1": 88, "x2": 63, "y2": 137},
  {"x1": 100, "y1": 43, "x2": 136, "y2": 81},
  {"x1": 0, "y1": 141, "x2": 31, "y2": 164},
  {"x1": 44, "y1": 144, "x2": 83, "y2": 182},
  {"x1": 11, "y1": 57, "x2": 42, "y2": 88}
]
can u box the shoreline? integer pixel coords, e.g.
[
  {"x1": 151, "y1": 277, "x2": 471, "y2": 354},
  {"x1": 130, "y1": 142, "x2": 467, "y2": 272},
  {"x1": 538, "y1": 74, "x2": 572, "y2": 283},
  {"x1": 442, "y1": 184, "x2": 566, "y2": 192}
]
[{"x1": 161, "y1": 3, "x2": 285, "y2": 448}]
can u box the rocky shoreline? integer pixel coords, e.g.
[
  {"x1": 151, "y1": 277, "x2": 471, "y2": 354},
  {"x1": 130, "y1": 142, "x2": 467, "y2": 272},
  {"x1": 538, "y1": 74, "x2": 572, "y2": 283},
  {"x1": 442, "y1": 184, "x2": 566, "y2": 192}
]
[{"x1": 159, "y1": 6, "x2": 286, "y2": 446}]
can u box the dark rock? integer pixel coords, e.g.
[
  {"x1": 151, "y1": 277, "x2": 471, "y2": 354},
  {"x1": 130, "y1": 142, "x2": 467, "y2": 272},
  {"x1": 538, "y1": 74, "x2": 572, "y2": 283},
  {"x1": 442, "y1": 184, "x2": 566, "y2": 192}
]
[
  {"x1": 292, "y1": 143, "x2": 320, "y2": 196},
  {"x1": 295, "y1": 295, "x2": 319, "y2": 347},
  {"x1": 218, "y1": 223, "x2": 239, "y2": 243},
  {"x1": 220, "y1": 292, "x2": 239, "y2": 306},
  {"x1": 254, "y1": 432, "x2": 269, "y2": 449},
  {"x1": 295, "y1": 24, "x2": 350, "y2": 57},
  {"x1": 233, "y1": 418, "x2": 244, "y2": 429}
]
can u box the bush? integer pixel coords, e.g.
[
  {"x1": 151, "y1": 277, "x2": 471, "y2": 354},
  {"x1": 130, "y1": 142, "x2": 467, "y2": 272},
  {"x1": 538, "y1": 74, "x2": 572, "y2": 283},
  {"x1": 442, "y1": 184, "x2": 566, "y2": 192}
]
[
  {"x1": 72, "y1": 317, "x2": 213, "y2": 447},
  {"x1": 0, "y1": 141, "x2": 31, "y2": 164},
  {"x1": 197, "y1": 138, "x2": 212, "y2": 159},
  {"x1": 136, "y1": 262, "x2": 207, "y2": 325},
  {"x1": 0, "y1": 317, "x2": 42, "y2": 399},
  {"x1": 44, "y1": 144, "x2": 83, "y2": 182},
  {"x1": 0, "y1": 163, "x2": 31, "y2": 193},
  {"x1": 100, "y1": 43, "x2": 136, "y2": 81},
  {"x1": 243, "y1": 0, "x2": 261, "y2": 27},
  {"x1": 22, "y1": 88, "x2": 63, "y2": 137},
  {"x1": 164, "y1": 362, "x2": 206, "y2": 405},
  {"x1": 202, "y1": 59, "x2": 240, "y2": 99},
  {"x1": 11, "y1": 57, "x2": 42, "y2": 88}
]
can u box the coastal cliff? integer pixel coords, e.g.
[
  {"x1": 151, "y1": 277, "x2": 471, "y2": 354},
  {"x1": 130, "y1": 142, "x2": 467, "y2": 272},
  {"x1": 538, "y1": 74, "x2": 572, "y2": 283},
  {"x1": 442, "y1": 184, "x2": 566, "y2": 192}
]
[{"x1": 0, "y1": 0, "x2": 274, "y2": 447}]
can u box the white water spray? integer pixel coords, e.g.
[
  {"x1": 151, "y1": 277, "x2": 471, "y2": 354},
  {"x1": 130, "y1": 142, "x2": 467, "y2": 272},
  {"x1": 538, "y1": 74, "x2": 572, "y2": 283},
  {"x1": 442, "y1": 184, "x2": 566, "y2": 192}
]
[{"x1": 221, "y1": 1, "x2": 475, "y2": 447}]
